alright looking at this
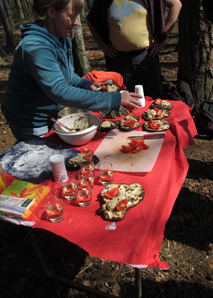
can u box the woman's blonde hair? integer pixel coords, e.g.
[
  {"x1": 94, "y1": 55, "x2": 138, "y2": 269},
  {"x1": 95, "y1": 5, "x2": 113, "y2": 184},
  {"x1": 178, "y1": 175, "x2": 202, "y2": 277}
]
[{"x1": 33, "y1": 0, "x2": 84, "y2": 17}]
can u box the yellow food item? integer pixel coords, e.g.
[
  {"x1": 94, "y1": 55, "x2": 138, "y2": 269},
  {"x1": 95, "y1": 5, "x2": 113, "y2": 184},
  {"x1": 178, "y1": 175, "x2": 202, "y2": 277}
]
[{"x1": 0, "y1": 173, "x2": 6, "y2": 193}]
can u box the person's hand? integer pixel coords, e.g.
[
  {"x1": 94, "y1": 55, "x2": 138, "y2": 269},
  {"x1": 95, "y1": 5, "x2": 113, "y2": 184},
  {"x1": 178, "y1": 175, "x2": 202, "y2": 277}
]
[
  {"x1": 147, "y1": 39, "x2": 167, "y2": 57},
  {"x1": 90, "y1": 82, "x2": 102, "y2": 91},
  {"x1": 101, "y1": 43, "x2": 118, "y2": 58},
  {"x1": 120, "y1": 92, "x2": 142, "y2": 109}
]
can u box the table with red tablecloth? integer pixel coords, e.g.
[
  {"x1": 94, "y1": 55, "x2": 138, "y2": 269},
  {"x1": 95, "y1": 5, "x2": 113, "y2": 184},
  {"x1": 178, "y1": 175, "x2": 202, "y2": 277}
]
[{"x1": 5, "y1": 98, "x2": 197, "y2": 270}]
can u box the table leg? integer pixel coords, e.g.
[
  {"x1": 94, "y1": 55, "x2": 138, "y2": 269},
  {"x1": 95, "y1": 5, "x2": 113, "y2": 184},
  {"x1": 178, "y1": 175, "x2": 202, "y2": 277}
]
[
  {"x1": 135, "y1": 268, "x2": 143, "y2": 298},
  {"x1": 27, "y1": 228, "x2": 117, "y2": 298}
]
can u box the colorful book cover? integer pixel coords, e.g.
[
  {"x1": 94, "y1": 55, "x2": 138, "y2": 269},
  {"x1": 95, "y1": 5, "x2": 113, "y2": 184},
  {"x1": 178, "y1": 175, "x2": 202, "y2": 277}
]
[{"x1": 0, "y1": 180, "x2": 50, "y2": 220}]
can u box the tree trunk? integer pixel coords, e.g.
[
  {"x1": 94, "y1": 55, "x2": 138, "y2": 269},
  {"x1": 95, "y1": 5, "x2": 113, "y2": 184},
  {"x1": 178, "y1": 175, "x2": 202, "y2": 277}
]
[
  {"x1": 72, "y1": 16, "x2": 91, "y2": 77},
  {"x1": 0, "y1": 0, "x2": 16, "y2": 49},
  {"x1": 15, "y1": 0, "x2": 25, "y2": 20},
  {"x1": 3, "y1": 0, "x2": 15, "y2": 30},
  {"x1": 178, "y1": 0, "x2": 213, "y2": 108}
]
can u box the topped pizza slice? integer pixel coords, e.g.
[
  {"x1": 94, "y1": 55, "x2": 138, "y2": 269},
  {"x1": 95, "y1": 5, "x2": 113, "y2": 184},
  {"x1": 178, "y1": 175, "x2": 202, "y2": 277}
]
[
  {"x1": 150, "y1": 99, "x2": 173, "y2": 110},
  {"x1": 100, "y1": 183, "x2": 145, "y2": 221},
  {"x1": 142, "y1": 108, "x2": 170, "y2": 120},
  {"x1": 142, "y1": 119, "x2": 170, "y2": 132}
]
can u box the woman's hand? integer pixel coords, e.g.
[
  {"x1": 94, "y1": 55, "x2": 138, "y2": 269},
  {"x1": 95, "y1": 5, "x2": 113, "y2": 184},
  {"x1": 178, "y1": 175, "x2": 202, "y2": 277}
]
[
  {"x1": 120, "y1": 92, "x2": 142, "y2": 109},
  {"x1": 147, "y1": 40, "x2": 167, "y2": 57},
  {"x1": 90, "y1": 82, "x2": 101, "y2": 91},
  {"x1": 101, "y1": 43, "x2": 118, "y2": 58}
]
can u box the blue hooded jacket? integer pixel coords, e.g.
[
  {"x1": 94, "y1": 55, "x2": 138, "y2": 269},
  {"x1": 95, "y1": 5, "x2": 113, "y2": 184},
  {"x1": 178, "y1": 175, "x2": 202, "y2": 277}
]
[{"x1": 2, "y1": 21, "x2": 121, "y2": 128}]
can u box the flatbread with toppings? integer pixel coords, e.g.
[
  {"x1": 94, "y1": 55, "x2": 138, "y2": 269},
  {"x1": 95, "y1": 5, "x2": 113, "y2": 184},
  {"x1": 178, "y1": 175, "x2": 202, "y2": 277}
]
[
  {"x1": 98, "y1": 120, "x2": 120, "y2": 132},
  {"x1": 100, "y1": 183, "x2": 145, "y2": 221},
  {"x1": 142, "y1": 119, "x2": 170, "y2": 132},
  {"x1": 66, "y1": 153, "x2": 99, "y2": 170},
  {"x1": 150, "y1": 99, "x2": 173, "y2": 110},
  {"x1": 96, "y1": 84, "x2": 120, "y2": 93},
  {"x1": 119, "y1": 115, "x2": 140, "y2": 131},
  {"x1": 142, "y1": 108, "x2": 170, "y2": 120}
]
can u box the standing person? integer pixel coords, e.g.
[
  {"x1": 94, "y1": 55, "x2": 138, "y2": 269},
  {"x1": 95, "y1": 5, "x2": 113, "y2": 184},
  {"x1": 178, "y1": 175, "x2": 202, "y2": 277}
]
[
  {"x1": 87, "y1": 0, "x2": 182, "y2": 99},
  {"x1": 1, "y1": 0, "x2": 141, "y2": 141}
]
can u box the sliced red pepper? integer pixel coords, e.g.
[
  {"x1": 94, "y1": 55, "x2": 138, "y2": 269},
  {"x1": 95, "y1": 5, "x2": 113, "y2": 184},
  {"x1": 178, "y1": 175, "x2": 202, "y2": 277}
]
[
  {"x1": 104, "y1": 187, "x2": 119, "y2": 199},
  {"x1": 123, "y1": 119, "x2": 136, "y2": 127},
  {"x1": 116, "y1": 199, "x2": 128, "y2": 211}
]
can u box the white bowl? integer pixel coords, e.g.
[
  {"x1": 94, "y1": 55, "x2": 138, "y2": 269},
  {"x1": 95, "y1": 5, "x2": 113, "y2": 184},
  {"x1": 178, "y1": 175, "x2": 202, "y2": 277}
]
[{"x1": 53, "y1": 113, "x2": 100, "y2": 146}]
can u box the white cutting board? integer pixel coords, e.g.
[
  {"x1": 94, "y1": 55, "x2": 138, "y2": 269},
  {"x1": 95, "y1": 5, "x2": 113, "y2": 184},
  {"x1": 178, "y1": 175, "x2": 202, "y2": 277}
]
[{"x1": 94, "y1": 130, "x2": 165, "y2": 172}]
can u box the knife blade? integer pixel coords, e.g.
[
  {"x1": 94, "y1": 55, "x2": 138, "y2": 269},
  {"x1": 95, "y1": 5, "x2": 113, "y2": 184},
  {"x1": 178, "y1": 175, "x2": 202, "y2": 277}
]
[{"x1": 128, "y1": 133, "x2": 166, "y2": 139}]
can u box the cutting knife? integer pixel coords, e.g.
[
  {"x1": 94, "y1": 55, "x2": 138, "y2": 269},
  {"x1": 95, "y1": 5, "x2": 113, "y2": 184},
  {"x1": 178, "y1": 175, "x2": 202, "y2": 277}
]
[{"x1": 128, "y1": 133, "x2": 166, "y2": 139}]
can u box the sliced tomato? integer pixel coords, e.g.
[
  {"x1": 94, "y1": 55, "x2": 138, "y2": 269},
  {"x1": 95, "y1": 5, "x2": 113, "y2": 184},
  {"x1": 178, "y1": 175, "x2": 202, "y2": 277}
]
[
  {"x1": 80, "y1": 147, "x2": 92, "y2": 154},
  {"x1": 123, "y1": 119, "x2": 136, "y2": 127},
  {"x1": 155, "y1": 109, "x2": 162, "y2": 117},
  {"x1": 102, "y1": 85, "x2": 107, "y2": 92},
  {"x1": 81, "y1": 148, "x2": 94, "y2": 161},
  {"x1": 155, "y1": 98, "x2": 162, "y2": 105},
  {"x1": 130, "y1": 138, "x2": 145, "y2": 147},
  {"x1": 148, "y1": 118, "x2": 156, "y2": 123},
  {"x1": 139, "y1": 142, "x2": 149, "y2": 150},
  {"x1": 148, "y1": 119, "x2": 161, "y2": 129},
  {"x1": 116, "y1": 199, "x2": 128, "y2": 211},
  {"x1": 131, "y1": 138, "x2": 149, "y2": 150},
  {"x1": 104, "y1": 187, "x2": 119, "y2": 199},
  {"x1": 132, "y1": 146, "x2": 143, "y2": 153},
  {"x1": 121, "y1": 145, "x2": 134, "y2": 153},
  {"x1": 83, "y1": 152, "x2": 94, "y2": 161}
]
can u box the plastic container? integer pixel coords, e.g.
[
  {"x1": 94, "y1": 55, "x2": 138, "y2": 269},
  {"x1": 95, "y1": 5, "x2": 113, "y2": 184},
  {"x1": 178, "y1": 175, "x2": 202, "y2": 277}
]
[{"x1": 0, "y1": 163, "x2": 6, "y2": 193}]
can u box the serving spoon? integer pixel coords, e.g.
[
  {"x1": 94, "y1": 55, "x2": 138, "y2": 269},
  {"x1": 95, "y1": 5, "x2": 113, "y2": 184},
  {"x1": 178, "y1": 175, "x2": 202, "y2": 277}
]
[{"x1": 51, "y1": 117, "x2": 75, "y2": 132}]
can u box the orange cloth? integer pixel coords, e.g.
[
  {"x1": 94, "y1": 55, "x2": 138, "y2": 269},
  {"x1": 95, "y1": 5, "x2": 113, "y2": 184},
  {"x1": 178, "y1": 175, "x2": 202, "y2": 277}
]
[{"x1": 87, "y1": 70, "x2": 124, "y2": 87}]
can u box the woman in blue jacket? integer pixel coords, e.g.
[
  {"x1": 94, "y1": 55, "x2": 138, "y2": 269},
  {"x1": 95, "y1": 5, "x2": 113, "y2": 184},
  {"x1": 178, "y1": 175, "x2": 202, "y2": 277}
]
[{"x1": 2, "y1": 0, "x2": 141, "y2": 141}]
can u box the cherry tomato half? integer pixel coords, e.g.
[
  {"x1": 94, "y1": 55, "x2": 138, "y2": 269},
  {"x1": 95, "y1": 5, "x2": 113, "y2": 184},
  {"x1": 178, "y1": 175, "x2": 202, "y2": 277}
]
[
  {"x1": 116, "y1": 199, "x2": 128, "y2": 211},
  {"x1": 104, "y1": 187, "x2": 119, "y2": 199}
]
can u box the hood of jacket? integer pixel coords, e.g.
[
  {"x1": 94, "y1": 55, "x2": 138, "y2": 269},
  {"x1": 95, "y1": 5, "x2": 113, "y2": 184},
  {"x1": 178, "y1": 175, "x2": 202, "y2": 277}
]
[
  {"x1": 20, "y1": 20, "x2": 61, "y2": 47},
  {"x1": 20, "y1": 20, "x2": 73, "y2": 70}
]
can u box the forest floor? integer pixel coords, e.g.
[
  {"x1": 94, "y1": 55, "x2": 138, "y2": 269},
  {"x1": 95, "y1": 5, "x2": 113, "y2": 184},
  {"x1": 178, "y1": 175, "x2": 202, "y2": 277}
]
[{"x1": 0, "y1": 18, "x2": 213, "y2": 298}]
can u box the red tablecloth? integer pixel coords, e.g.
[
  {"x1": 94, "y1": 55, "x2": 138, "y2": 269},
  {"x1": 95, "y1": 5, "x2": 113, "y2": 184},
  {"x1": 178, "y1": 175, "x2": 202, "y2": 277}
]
[{"x1": 5, "y1": 98, "x2": 197, "y2": 269}]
